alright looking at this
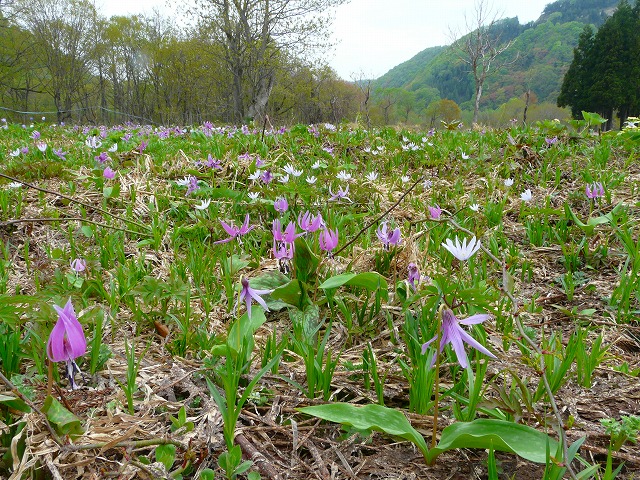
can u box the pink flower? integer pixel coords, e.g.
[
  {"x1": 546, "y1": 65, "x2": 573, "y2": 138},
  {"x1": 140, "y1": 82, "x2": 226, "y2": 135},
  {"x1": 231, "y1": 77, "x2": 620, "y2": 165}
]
[
  {"x1": 298, "y1": 211, "x2": 324, "y2": 232},
  {"x1": 585, "y1": 182, "x2": 604, "y2": 199},
  {"x1": 319, "y1": 228, "x2": 339, "y2": 253},
  {"x1": 376, "y1": 222, "x2": 401, "y2": 250},
  {"x1": 103, "y1": 167, "x2": 116, "y2": 179},
  {"x1": 274, "y1": 197, "x2": 288, "y2": 213},
  {"x1": 70, "y1": 258, "x2": 86, "y2": 273},
  {"x1": 428, "y1": 205, "x2": 442, "y2": 220},
  {"x1": 214, "y1": 214, "x2": 255, "y2": 244},
  {"x1": 47, "y1": 299, "x2": 86, "y2": 389}
]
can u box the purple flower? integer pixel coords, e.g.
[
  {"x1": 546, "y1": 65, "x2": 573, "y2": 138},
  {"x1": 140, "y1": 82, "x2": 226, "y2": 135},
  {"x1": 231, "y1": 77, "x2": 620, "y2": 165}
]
[
  {"x1": 319, "y1": 228, "x2": 339, "y2": 253},
  {"x1": 239, "y1": 277, "x2": 273, "y2": 318},
  {"x1": 272, "y1": 239, "x2": 294, "y2": 260},
  {"x1": 47, "y1": 299, "x2": 86, "y2": 389},
  {"x1": 261, "y1": 169, "x2": 273, "y2": 184},
  {"x1": 53, "y1": 148, "x2": 67, "y2": 161},
  {"x1": 273, "y1": 219, "x2": 303, "y2": 244},
  {"x1": 20, "y1": 146, "x2": 29, "y2": 154},
  {"x1": 214, "y1": 214, "x2": 255, "y2": 244},
  {"x1": 103, "y1": 167, "x2": 116, "y2": 179},
  {"x1": 205, "y1": 154, "x2": 222, "y2": 169},
  {"x1": 31, "y1": 130, "x2": 40, "y2": 140},
  {"x1": 94, "y1": 151, "x2": 109, "y2": 164},
  {"x1": 137, "y1": 140, "x2": 148, "y2": 153},
  {"x1": 376, "y1": 222, "x2": 401, "y2": 250},
  {"x1": 329, "y1": 185, "x2": 352, "y2": 203},
  {"x1": 255, "y1": 156, "x2": 265, "y2": 167},
  {"x1": 545, "y1": 136, "x2": 558, "y2": 145},
  {"x1": 407, "y1": 263, "x2": 420, "y2": 291},
  {"x1": 585, "y1": 182, "x2": 604, "y2": 199},
  {"x1": 298, "y1": 211, "x2": 324, "y2": 232},
  {"x1": 421, "y1": 308, "x2": 496, "y2": 368},
  {"x1": 186, "y1": 176, "x2": 199, "y2": 195},
  {"x1": 274, "y1": 197, "x2": 288, "y2": 213},
  {"x1": 428, "y1": 205, "x2": 442, "y2": 220},
  {"x1": 70, "y1": 258, "x2": 86, "y2": 273}
]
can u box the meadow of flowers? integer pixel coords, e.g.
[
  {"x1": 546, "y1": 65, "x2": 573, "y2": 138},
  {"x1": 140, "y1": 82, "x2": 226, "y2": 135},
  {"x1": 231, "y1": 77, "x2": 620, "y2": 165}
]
[{"x1": 0, "y1": 115, "x2": 639, "y2": 479}]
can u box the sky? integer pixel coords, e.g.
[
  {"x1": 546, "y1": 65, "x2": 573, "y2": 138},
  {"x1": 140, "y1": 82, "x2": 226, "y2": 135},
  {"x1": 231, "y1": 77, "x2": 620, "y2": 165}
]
[{"x1": 98, "y1": 0, "x2": 553, "y2": 80}]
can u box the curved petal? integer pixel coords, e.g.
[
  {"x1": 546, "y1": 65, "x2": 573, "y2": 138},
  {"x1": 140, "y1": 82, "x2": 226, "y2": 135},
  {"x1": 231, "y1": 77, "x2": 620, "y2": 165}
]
[
  {"x1": 459, "y1": 313, "x2": 492, "y2": 325},
  {"x1": 457, "y1": 327, "x2": 497, "y2": 360},
  {"x1": 47, "y1": 318, "x2": 67, "y2": 362},
  {"x1": 448, "y1": 323, "x2": 470, "y2": 368}
]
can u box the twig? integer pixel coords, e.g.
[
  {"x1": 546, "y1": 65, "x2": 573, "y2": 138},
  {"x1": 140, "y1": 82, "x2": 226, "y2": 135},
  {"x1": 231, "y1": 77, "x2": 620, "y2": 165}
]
[
  {"x1": 334, "y1": 175, "x2": 424, "y2": 256},
  {"x1": 0, "y1": 370, "x2": 63, "y2": 446},
  {"x1": 64, "y1": 438, "x2": 185, "y2": 452},
  {"x1": 236, "y1": 433, "x2": 283, "y2": 480},
  {"x1": 0, "y1": 216, "x2": 152, "y2": 237},
  {"x1": 0, "y1": 172, "x2": 151, "y2": 232}
]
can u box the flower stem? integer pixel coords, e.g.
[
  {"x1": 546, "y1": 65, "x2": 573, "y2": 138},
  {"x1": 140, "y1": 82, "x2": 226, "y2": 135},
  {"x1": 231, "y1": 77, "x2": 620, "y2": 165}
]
[{"x1": 430, "y1": 305, "x2": 445, "y2": 453}]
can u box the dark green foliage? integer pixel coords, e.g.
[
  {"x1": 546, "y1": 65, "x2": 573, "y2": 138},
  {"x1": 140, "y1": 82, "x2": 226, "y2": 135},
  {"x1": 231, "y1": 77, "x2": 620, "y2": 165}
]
[{"x1": 558, "y1": 0, "x2": 640, "y2": 127}]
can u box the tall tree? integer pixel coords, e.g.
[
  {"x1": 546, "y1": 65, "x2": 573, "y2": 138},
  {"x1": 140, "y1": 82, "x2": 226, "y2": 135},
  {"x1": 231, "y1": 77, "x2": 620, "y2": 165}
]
[
  {"x1": 557, "y1": 25, "x2": 596, "y2": 118},
  {"x1": 450, "y1": 0, "x2": 518, "y2": 125},
  {"x1": 192, "y1": 0, "x2": 345, "y2": 122}
]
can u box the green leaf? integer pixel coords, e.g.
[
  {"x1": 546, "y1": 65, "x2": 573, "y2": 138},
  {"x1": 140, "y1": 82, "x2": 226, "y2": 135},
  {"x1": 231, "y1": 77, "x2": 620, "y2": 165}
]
[
  {"x1": 319, "y1": 272, "x2": 388, "y2": 299},
  {"x1": 428, "y1": 418, "x2": 559, "y2": 463},
  {"x1": 155, "y1": 444, "x2": 176, "y2": 471},
  {"x1": 298, "y1": 403, "x2": 429, "y2": 459},
  {"x1": 293, "y1": 237, "x2": 319, "y2": 284},
  {"x1": 80, "y1": 225, "x2": 94, "y2": 237},
  {"x1": 198, "y1": 469, "x2": 215, "y2": 480},
  {"x1": 271, "y1": 279, "x2": 312, "y2": 311},
  {"x1": 0, "y1": 393, "x2": 31, "y2": 413},
  {"x1": 581, "y1": 111, "x2": 607, "y2": 126},
  {"x1": 42, "y1": 395, "x2": 84, "y2": 437}
]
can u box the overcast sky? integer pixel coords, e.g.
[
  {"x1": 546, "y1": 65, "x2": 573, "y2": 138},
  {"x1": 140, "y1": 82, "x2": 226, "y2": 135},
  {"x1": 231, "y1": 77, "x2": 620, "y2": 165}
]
[{"x1": 98, "y1": 0, "x2": 553, "y2": 80}]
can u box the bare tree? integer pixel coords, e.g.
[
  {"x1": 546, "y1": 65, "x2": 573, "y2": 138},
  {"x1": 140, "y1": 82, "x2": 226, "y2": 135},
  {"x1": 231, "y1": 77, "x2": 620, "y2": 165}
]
[
  {"x1": 192, "y1": 0, "x2": 346, "y2": 123},
  {"x1": 450, "y1": 0, "x2": 517, "y2": 124}
]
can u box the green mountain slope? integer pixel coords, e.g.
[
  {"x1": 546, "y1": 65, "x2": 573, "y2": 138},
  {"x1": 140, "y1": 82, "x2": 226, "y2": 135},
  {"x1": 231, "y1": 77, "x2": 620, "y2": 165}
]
[{"x1": 373, "y1": 0, "x2": 621, "y2": 110}]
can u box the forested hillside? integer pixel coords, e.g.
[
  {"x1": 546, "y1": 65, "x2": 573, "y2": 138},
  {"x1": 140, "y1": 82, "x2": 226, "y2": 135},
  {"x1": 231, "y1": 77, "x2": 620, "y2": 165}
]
[{"x1": 371, "y1": 0, "x2": 621, "y2": 125}]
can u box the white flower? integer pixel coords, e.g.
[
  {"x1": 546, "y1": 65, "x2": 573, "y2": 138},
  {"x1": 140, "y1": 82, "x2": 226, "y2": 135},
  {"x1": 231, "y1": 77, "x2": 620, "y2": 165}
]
[
  {"x1": 324, "y1": 123, "x2": 336, "y2": 131},
  {"x1": 442, "y1": 236, "x2": 482, "y2": 261},
  {"x1": 8, "y1": 182, "x2": 22, "y2": 188},
  {"x1": 504, "y1": 178, "x2": 514, "y2": 187},
  {"x1": 175, "y1": 176, "x2": 191, "y2": 187},
  {"x1": 248, "y1": 170, "x2": 262, "y2": 181},
  {"x1": 248, "y1": 192, "x2": 259, "y2": 201},
  {"x1": 37, "y1": 142, "x2": 47, "y2": 152},
  {"x1": 311, "y1": 160, "x2": 322, "y2": 169},
  {"x1": 520, "y1": 189, "x2": 533, "y2": 202},
  {"x1": 85, "y1": 136, "x2": 102, "y2": 149},
  {"x1": 401, "y1": 175, "x2": 411, "y2": 183},
  {"x1": 461, "y1": 152, "x2": 470, "y2": 160},
  {"x1": 279, "y1": 174, "x2": 290, "y2": 184},
  {"x1": 194, "y1": 199, "x2": 211, "y2": 210},
  {"x1": 337, "y1": 171, "x2": 352, "y2": 182},
  {"x1": 283, "y1": 163, "x2": 302, "y2": 177},
  {"x1": 377, "y1": 146, "x2": 385, "y2": 152},
  {"x1": 469, "y1": 204, "x2": 481, "y2": 212},
  {"x1": 306, "y1": 175, "x2": 317, "y2": 184},
  {"x1": 366, "y1": 171, "x2": 378, "y2": 182},
  {"x1": 363, "y1": 146, "x2": 372, "y2": 153},
  {"x1": 9, "y1": 148, "x2": 20, "y2": 157},
  {"x1": 108, "y1": 143, "x2": 118, "y2": 152}
]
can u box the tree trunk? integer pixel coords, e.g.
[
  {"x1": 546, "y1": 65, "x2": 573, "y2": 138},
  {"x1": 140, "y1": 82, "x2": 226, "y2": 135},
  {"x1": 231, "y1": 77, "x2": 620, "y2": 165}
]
[
  {"x1": 473, "y1": 83, "x2": 483, "y2": 125},
  {"x1": 247, "y1": 73, "x2": 273, "y2": 122}
]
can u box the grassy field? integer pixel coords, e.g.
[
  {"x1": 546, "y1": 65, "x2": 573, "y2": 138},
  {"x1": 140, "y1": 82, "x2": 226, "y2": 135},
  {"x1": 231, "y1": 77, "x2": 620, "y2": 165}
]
[{"x1": 0, "y1": 117, "x2": 639, "y2": 479}]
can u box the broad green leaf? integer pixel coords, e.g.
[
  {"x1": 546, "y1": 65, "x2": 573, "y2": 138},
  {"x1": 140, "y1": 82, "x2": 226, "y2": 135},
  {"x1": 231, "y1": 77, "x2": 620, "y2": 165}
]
[
  {"x1": 80, "y1": 225, "x2": 94, "y2": 237},
  {"x1": 319, "y1": 272, "x2": 388, "y2": 299},
  {"x1": 0, "y1": 393, "x2": 31, "y2": 413},
  {"x1": 293, "y1": 237, "x2": 319, "y2": 284},
  {"x1": 428, "y1": 418, "x2": 559, "y2": 464},
  {"x1": 155, "y1": 444, "x2": 176, "y2": 471},
  {"x1": 581, "y1": 111, "x2": 607, "y2": 126},
  {"x1": 298, "y1": 403, "x2": 429, "y2": 458},
  {"x1": 42, "y1": 395, "x2": 84, "y2": 437},
  {"x1": 272, "y1": 279, "x2": 312, "y2": 311}
]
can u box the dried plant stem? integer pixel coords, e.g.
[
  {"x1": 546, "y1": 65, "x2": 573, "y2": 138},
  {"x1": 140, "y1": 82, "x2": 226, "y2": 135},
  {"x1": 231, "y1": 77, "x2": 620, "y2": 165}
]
[
  {"x1": 334, "y1": 175, "x2": 424, "y2": 257},
  {"x1": 0, "y1": 216, "x2": 152, "y2": 237},
  {"x1": 0, "y1": 172, "x2": 151, "y2": 232}
]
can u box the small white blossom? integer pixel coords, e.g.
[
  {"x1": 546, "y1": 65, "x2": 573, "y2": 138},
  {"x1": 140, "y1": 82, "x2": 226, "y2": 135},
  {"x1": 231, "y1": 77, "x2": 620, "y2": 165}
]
[
  {"x1": 504, "y1": 178, "x2": 514, "y2": 187},
  {"x1": 108, "y1": 143, "x2": 118, "y2": 152},
  {"x1": 85, "y1": 136, "x2": 102, "y2": 149},
  {"x1": 401, "y1": 175, "x2": 411, "y2": 183},
  {"x1": 279, "y1": 174, "x2": 290, "y2": 184},
  {"x1": 442, "y1": 236, "x2": 482, "y2": 261},
  {"x1": 311, "y1": 160, "x2": 322, "y2": 169},
  {"x1": 195, "y1": 199, "x2": 211, "y2": 210},
  {"x1": 9, "y1": 148, "x2": 20, "y2": 157},
  {"x1": 283, "y1": 163, "x2": 302, "y2": 177},
  {"x1": 248, "y1": 170, "x2": 262, "y2": 181},
  {"x1": 366, "y1": 171, "x2": 379, "y2": 182},
  {"x1": 306, "y1": 175, "x2": 317, "y2": 184},
  {"x1": 469, "y1": 204, "x2": 481, "y2": 212},
  {"x1": 520, "y1": 189, "x2": 533, "y2": 202},
  {"x1": 175, "y1": 176, "x2": 191, "y2": 187},
  {"x1": 248, "y1": 192, "x2": 260, "y2": 201},
  {"x1": 8, "y1": 182, "x2": 22, "y2": 188},
  {"x1": 337, "y1": 171, "x2": 352, "y2": 182},
  {"x1": 461, "y1": 152, "x2": 470, "y2": 160}
]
